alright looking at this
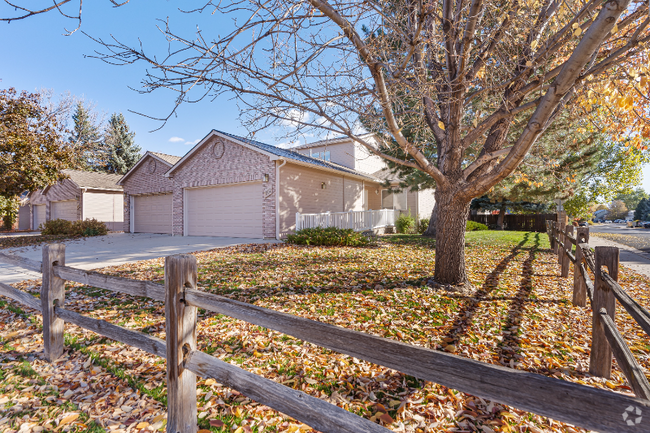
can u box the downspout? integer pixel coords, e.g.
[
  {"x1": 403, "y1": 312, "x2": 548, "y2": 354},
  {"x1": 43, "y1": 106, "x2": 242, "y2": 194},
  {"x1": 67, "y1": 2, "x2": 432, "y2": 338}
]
[
  {"x1": 81, "y1": 188, "x2": 87, "y2": 220},
  {"x1": 276, "y1": 159, "x2": 287, "y2": 240}
]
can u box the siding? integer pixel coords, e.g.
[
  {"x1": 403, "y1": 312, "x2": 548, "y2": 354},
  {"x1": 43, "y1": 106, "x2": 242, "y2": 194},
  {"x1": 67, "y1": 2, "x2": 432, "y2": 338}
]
[
  {"x1": 354, "y1": 142, "x2": 388, "y2": 175},
  {"x1": 279, "y1": 163, "x2": 347, "y2": 235},
  {"x1": 343, "y1": 178, "x2": 364, "y2": 211},
  {"x1": 418, "y1": 189, "x2": 436, "y2": 219},
  {"x1": 295, "y1": 142, "x2": 355, "y2": 169},
  {"x1": 366, "y1": 186, "x2": 382, "y2": 210}
]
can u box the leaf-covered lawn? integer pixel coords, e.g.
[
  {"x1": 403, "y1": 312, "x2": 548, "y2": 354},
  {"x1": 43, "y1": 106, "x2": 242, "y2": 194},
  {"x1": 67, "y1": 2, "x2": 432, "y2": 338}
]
[
  {"x1": 1, "y1": 232, "x2": 649, "y2": 433},
  {"x1": 0, "y1": 235, "x2": 76, "y2": 251}
]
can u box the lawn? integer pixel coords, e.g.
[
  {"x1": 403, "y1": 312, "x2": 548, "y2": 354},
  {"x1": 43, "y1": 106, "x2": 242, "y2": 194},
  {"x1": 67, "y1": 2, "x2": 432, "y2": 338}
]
[{"x1": 1, "y1": 231, "x2": 649, "y2": 433}]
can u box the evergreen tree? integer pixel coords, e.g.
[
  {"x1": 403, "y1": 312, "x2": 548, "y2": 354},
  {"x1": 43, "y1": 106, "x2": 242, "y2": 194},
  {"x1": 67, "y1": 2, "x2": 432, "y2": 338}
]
[
  {"x1": 635, "y1": 198, "x2": 649, "y2": 221},
  {"x1": 69, "y1": 102, "x2": 105, "y2": 171},
  {"x1": 103, "y1": 113, "x2": 142, "y2": 174}
]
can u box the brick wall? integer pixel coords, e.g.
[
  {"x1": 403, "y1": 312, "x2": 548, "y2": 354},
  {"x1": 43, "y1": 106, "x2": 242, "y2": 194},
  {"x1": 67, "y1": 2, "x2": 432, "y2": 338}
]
[
  {"x1": 169, "y1": 136, "x2": 277, "y2": 238},
  {"x1": 121, "y1": 154, "x2": 176, "y2": 232},
  {"x1": 28, "y1": 180, "x2": 80, "y2": 230}
]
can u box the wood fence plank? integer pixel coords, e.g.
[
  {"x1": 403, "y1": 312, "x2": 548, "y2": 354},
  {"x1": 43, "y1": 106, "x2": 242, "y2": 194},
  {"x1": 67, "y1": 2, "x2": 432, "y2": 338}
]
[
  {"x1": 579, "y1": 262, "x2": 595, "y2": 303},
  {"x1": 561, "y1": 226, "x2": 573, "y2": 277},
  {"x1": 590, "y1": 246, "x2": 619, "y2": 379},
  {"x1": 185, "y1": 350, "x2": 390, "y2": 433},
  {"x1": 557, "y1": 219, "x2": 566, "y2": 266},
  {"x1": 165, "y1": 255, "x2": 198, "y2": 433},
  {"x1": 55, "y1": 307, "x2": 166, "y2": 359},
  {"x1": 53, "y1": 265, "x2": 165, "y2": 301},
  {"x1": 597, "y1": 309, "x2": 650, "y2": 400},
  {"x1": 183, "y1": 288, "x2": 650, "y2": 433},
  {"x1": 42, "y1": 244, "x2": 66, "y2": 362},
  {"x1": 573, "y1": 228, "x2": 589, "y2": 307},
  {"x1": 0, "y1": 282, "x2": 41, "y2": 312},
  {"x1": 0, "y1": 252, "x2": 42, "y2": 273},
  {"x1": 602, "y1": 273, "x2": 650, "y2": 338}
]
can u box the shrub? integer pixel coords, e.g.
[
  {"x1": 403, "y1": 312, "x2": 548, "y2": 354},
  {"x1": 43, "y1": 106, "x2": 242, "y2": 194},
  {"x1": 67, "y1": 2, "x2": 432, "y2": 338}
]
[
  {"x1": 71, "y1": 219, "x2": 108, "y2": 237},
  {"x1": 40, "y1": 218, "x2": 73, "y2": 235},
  {"x1": 466, "y1": 220, "x2": 488, "y2": 231},
  {"x1": 286, "y1": 227, "x2": 370, "y2": 246},
  {"x1": 395, "y1": 212, "x2": 416, "y2": 234},
  {"x1": 418, "y1": 218, "x2": 430, "y2": 234},
  {"x1": 40, "y1": 218, "x2": 108, "y2": 237}
]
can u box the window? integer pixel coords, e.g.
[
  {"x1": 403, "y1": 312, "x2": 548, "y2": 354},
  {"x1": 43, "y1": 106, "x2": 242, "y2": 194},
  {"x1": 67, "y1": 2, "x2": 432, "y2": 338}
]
[
  {"x1": 312, "y1": 152, "x2": 320, "y2": 158},
  {"x1": 381, "y1": 190, "x2": 407, "y2": 209},
  {"x1": 324, "y1": 151, "x2": 331, "y2": 161}
]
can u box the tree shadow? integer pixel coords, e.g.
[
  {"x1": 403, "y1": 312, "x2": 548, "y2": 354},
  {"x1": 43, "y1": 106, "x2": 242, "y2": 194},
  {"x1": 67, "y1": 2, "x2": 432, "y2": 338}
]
[
  {"x1": 438, "y1": 232, "x2": 531, "y2": 346},
  {"x1": 495, "y1": 233, "x2": 540, "y2": 367}
]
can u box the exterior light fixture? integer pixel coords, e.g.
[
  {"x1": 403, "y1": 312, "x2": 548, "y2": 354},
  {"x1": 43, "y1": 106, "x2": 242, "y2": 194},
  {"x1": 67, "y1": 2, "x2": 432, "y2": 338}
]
[
  {"x1": 321, "y1": 182, "x2": 327, "y2": 189},
  {"x1": 263, "y1": 173, "x2": 270, "y2": 182}
]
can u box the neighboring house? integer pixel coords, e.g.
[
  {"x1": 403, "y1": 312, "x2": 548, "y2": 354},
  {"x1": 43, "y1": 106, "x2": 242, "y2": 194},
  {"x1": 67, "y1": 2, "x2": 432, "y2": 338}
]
[
  {"x1": 118, "y1": 130, "x2": 436, "y2": 239},
  {"x1": 593, "y1": 209, "x2": 609, "y2": 221},
  {"x1": 27, "y1": 169, "x2": 124, "y2": 231}
]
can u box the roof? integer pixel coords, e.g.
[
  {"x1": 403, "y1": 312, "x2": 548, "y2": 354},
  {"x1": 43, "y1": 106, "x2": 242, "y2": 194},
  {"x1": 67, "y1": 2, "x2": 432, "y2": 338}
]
[
  {"x1": 150, "y1": 151, "x2": 181, "y2": 166},
  {"x1": 167, "y1": 129, "x2": 379, "y2": 181},
  {"x1": 371, "y1": 168, "x2": 401, "y2": 183},
  {"x1": 292, "y1": 133, "x2": 375, "y2": 151},
  {"x1": 61, "y1": 169, "x2": 123, "y2": 191},
  {"x1": 117, "y1": 151, "x2": 181, "y2": 185}
]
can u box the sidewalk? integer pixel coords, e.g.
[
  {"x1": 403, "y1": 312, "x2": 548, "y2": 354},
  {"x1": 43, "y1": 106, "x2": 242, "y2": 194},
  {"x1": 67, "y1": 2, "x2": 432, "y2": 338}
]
[{"x1": 589, "y1": 235, "x2": 650, "y2": 278}]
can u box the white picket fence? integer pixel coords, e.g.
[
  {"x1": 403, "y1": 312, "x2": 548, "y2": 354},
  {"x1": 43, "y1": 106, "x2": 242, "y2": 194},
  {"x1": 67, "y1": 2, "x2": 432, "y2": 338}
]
[{"x1": 296, "y1": 209, "x2": 401, "y2": 232}]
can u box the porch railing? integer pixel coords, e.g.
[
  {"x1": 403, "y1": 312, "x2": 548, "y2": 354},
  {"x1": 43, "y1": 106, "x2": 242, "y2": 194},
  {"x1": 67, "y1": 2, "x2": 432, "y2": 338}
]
[{"x1": 296, "y1": 209, "x2": 401, "y2": 231}]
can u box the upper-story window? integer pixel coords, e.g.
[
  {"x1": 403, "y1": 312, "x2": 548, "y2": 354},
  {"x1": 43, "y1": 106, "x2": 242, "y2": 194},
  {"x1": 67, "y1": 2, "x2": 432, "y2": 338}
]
[{"x1": 310, "y1": 150, "x2": 331, "y2": 161}]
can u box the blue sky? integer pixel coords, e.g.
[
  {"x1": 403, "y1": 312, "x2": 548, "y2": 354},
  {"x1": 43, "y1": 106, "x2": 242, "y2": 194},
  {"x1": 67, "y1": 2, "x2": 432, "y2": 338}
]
[{"x1": 2, "y1": 1, "x2": 649, "y2": 196}]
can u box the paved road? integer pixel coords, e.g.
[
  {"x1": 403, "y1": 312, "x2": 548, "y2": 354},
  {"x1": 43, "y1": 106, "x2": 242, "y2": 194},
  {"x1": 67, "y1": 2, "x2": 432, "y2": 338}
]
[
  {"x1": 0, "y1": 233, "x2": 278, "y2": 284},
  {"x1": 585, "y1": 223, "x2": 650, "y2": 278}
]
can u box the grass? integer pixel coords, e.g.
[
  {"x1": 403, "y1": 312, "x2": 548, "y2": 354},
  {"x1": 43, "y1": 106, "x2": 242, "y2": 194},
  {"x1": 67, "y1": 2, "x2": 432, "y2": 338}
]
[{"x1": 1, "y1": 230, "x2": 648, "y2": 433}]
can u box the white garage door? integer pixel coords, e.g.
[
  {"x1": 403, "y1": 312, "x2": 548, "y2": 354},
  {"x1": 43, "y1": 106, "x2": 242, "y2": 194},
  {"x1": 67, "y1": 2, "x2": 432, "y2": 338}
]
[
  {"x1": 186, "y1": 183, "x2": 263, "y2": 238},
  {"x1": 51, "y1": 200, "x2": 77, "y2": 221},
  {"x1": 33, "y1": 205, "x2": 46, "y2": 230},
  {"x1": 133, "y1": 194, "x2": 173, "y2": 234}
]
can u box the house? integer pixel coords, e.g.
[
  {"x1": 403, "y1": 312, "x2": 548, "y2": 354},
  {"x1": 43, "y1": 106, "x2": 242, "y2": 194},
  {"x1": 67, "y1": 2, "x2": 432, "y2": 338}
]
[
  {"x1": 119, "y1": 130, "x2": 435, "y2": 239},
  {"x1": 27, "y1": 169, "x2": 124, "y2": 231}
]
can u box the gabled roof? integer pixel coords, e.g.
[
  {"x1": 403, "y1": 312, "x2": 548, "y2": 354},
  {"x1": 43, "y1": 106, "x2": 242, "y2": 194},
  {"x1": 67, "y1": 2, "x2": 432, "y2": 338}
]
[
  {"x1": 50, "y1": 169, "x2": 123, "y2": 192},
  {"x1": 117, "y1": 151, "x2": 181, "y2": 185},
  {"x1": 165, "y1": 129, "x2": 380, "y2": 181},
  {"x1": 150, "y1": 151, "x2": 182, "y2": 166}
]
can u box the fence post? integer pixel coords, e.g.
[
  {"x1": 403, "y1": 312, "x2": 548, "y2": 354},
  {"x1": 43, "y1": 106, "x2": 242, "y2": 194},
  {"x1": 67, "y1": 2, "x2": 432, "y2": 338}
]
[
  {"x1": 41, "y1": 244, "x2": 66, "y2": 362},
  {"x1": 573, "y1": 227, "x2": 589, "y2": 307},
  {"x1": 296, "y1": 212, "x2": 301, "y2": 231},
  {"x1": 349, "y1": 209, "x2": 354, "y2": 230},
  {"x1": 551, "y1": 222, "x2": 557, "y2": 254},
  {"x1": 165, "y1": 254, "x2": 198, "y2": 433},
  {"x1": 561, "y1": 225, "x2": 573, "y2": 277},
  {"x1": 557, "y1": 218, "x2": 566, "y2": 266},
  {"x1": 589, "y1": 246, "x2": 619, "y2": 379}
]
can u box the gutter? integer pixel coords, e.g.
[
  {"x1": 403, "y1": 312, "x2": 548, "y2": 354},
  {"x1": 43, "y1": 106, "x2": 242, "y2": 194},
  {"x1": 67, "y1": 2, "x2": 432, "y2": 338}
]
[{"x1": 275, "y1": 159, "x2": 287, "y2": 240}]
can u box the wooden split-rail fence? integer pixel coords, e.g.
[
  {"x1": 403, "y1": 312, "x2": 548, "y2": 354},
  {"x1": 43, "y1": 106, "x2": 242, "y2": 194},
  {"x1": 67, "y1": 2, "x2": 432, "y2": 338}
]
[
  {"x1": 0, "y1": 243, "x2": 649, "y2": 433},
  {"x1": 546, "y1": 220, "x2": 650, "y2": 401}
]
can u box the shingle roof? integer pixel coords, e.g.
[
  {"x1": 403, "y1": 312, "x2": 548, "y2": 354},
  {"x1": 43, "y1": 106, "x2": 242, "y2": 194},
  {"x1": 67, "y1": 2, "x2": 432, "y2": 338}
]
[
  {"x1": 371, "y1": 168, "x2": 401, "y2": 183},
  {"x1": 151, "y1": 152, "x2": 182, "y2": 166},
  {"x1": 62, "y1": 169, "x2": 123, "y2": 191},
  {"x1": 215, "y1": 130, "x2": 378, "y2": 180},
  {"x1": 292, "y1": 133, "x2": 375, "y2": 150}
]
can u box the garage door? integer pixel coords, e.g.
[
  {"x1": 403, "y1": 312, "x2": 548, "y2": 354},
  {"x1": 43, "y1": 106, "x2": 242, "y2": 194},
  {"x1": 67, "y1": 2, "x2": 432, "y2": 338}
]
[
  {"x1": 33, "y1": 205, "x2": 46, "y2": 230},
  {"x1": 51, "y1": 200, "x2": 77, "y2": 221},
  {"x1": 133, "y1": 194, "x2": 173, "y2": 234},
  {"x1": 186, "y1": 182, "x2": 263, "y2": 237}
]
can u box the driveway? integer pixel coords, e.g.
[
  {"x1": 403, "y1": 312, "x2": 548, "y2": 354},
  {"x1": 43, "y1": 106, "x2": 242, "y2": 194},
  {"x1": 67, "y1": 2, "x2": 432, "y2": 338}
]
[{"x1": 0, "y1": 233, "x2": 278, "y2": 284}]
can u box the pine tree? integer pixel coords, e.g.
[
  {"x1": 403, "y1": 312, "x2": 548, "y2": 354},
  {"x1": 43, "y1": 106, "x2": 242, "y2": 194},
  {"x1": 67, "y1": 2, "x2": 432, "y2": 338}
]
[
  {"x1": 635, "y1": 198, "x2": 649, "y2": 221},
  {"x1": 69, "y1": 102, "x2": 105, "y2": 171},
  {"x1": 103, "y1": 113, "x2": 142, "y2": 175}
]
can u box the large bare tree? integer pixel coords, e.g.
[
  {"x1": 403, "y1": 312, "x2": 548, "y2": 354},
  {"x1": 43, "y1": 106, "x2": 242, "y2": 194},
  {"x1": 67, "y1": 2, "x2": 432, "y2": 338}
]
[{"x1": 8, "y1": 0, "x2": 648, "y2": 286}]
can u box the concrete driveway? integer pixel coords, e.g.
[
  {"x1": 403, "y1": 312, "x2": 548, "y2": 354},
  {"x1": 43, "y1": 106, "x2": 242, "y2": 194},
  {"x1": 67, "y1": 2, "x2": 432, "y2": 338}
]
[{"x1": 0, "y1": 233, "x2": 278, "y2": 284}]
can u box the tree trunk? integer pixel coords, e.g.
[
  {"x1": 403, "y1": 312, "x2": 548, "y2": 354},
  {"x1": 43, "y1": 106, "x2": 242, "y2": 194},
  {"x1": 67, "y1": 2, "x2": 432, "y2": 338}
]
[
  {"x1": 423, "y1": 203, "x2": 438, "y2": 237},
  {"x1": 496, "y1": 202, "x2": 506, "y2": 230},
  {"x1": 434, "y1": 188, "x2": 471, "y2": 286}
]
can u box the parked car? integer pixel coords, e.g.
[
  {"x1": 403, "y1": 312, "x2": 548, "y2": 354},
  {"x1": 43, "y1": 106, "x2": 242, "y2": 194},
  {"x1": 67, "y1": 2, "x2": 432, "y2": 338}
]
[
  {"x1": 644, "y1": 222, "x2": 650, "y2": 229},
  {"x1": 579, "y1": 221, "x2": 589, "y2": 227},
  {"x1": 605, "y1": 220, "x2": 612, "y2": 223}
]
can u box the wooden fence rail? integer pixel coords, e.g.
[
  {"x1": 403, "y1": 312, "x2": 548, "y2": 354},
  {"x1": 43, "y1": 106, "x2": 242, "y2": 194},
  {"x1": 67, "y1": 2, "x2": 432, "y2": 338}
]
[
  {"x1": 546, "y1": 221, "x2": 650, "y2": 402},
  {"x1": 1, "y1": 244, "x2": 650, "y2": 432}
]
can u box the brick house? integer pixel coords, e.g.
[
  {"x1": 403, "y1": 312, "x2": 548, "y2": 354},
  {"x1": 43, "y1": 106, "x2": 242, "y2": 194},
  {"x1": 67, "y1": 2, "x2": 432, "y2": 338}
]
[
  {"x1": 119, "y1": 130, "x2": 435, "y2": 239},
  {"x1": 27, "y1": 169, "x2": 124, "y2": 231}
]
